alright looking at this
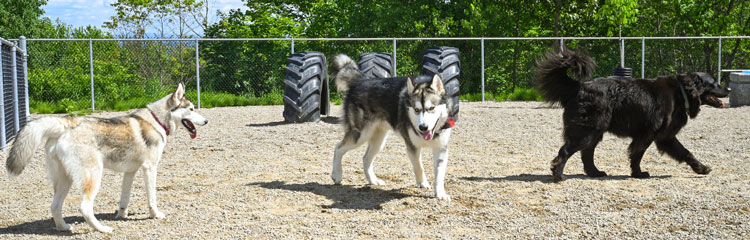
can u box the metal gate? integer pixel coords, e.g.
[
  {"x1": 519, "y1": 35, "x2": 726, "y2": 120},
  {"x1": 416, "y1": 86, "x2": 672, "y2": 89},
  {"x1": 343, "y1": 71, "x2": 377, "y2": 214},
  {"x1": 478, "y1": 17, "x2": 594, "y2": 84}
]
[{"x1": 0, "y1": 37, "x2": 30, "y2": 152}]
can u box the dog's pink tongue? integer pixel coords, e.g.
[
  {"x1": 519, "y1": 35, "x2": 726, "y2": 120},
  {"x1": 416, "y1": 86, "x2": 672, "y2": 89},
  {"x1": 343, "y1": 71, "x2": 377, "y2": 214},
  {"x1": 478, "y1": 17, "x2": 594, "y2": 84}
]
[
  {"x1": 720, "y1": 100, "x2": 726, "y2": 108},
  {"x1": 190, "y1": 130, "x2": 197, "y2": 139},
  {"x1": 422, "y1": 131, "x2": 432, "y2": 140}
]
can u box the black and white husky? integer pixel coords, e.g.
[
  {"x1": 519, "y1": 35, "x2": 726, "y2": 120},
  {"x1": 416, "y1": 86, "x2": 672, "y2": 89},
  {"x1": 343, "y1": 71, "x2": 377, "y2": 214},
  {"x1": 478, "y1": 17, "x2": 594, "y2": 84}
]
[
  {"x1": 330, "y1": 54, "x2": 455, "y2": 201},
  {"x1": 5, "y1": 84, "x2": 207, "y2": 232}
]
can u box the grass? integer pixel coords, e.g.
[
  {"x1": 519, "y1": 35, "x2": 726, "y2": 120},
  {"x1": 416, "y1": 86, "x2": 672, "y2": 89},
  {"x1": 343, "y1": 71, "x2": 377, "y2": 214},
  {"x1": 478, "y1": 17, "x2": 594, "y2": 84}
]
[{"x1": 30, "y1": 88, "x2": 541, "y2": 115}]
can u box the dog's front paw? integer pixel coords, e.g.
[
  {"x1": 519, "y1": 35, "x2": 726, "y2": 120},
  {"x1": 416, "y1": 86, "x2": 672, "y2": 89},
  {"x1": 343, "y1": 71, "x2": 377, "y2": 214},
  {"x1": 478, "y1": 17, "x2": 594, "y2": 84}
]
[
  {"x1": 115, "y1": 208, "x2": 128, "y2": 219},
  {"x1": 435, "y1": 192, "x2": 451, "y2": 202},
  {"x1": 150, "y1": 210, "x2": 166, "y2": 219},
  {"x1": 417, "y1": 181, "x2": 431, "y2": 189},
  {"x1": 368, "y1": 178, "x2": 386, "y2": 186},
  {"x1": 331, "y1": 172, "x2": 343, "y2": 185},
  {"x1": 552, "y1": 174, "x2": 566, "y2": 183},
  {"x1": 56, "y1": 223, "x2": 72, "y2": 231},
  {"x1": 632, "y1": 171, "x2": 650, "y2": 179},
  {"x1": 692, "y1": 164, "x2": 712, "y2": 175},
  {"x1": 585, "y1": 170, "x2": 608, "y2": 178},
  {"x1": 96, "y1": 225, "x2": 113, "y2": 233}
]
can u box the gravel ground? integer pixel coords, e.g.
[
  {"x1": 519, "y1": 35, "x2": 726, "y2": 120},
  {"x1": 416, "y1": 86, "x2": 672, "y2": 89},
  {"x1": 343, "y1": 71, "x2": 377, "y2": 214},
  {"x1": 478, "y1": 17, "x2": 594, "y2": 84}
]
[{"x1": 0, "y1": 101, "x2": 748, "y2": 239}]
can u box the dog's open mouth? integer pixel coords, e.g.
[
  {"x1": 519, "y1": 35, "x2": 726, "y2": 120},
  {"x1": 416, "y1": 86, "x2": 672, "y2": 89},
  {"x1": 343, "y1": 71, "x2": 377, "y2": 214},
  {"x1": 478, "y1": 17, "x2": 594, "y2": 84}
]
[
  {"x1": 181, "y1": 119, "x2": 197, "y2": 139},
  {"x1": 421, "y1": 130, "x2": 433, "y2": 141},
  {"x1": 706, "y1": 95, "x2": 726, "y2": 108}
]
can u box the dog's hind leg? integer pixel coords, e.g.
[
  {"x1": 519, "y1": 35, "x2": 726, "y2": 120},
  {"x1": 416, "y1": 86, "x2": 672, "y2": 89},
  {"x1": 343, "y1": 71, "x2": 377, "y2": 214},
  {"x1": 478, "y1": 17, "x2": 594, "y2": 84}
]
[
  {"x1": 115, "y1": 171, "x2": 136, "y2": 219},
  {"x1": 655, "y1": 137, "x2": 711, "y2": 175},
  {"x1": 552, "y1": 128, "x2": 600, "y2": 182},
  {"x1": 47, "y1": 154, "x2": 73, "y2": 231},
  {"x1": 332, "y1": 132, "x2": 363, "y2": 184},
  {"x1": 78, "y1": 155, "x2": 112, "y2": 233},
  {"x1": 581, "y1": 134, "x2": 606, "y2": 177},
  {"x1": 406, "y1": 144, "x2": 430, "y2": 189},
  {"x1": 362, "y1": 127, "x2": 388, "y2": 185},
  {"x1": 629, "y1": 137, "x2": 654, "y2": 178}
]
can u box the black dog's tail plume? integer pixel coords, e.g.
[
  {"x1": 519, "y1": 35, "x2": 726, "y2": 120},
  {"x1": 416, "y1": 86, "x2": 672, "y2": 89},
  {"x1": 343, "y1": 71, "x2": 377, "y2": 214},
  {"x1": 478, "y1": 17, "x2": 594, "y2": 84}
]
[
  {"x1": 535, "y1": 49, "x2": 596, "y2": 105},
  {"x1": 331, "y1": 54, "x2": 363, "y2": 93}
]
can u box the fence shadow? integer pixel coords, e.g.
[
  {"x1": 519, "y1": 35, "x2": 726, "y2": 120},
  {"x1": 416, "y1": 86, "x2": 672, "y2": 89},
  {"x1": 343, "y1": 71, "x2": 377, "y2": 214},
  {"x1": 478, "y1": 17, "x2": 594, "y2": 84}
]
[
  {"x1": 461, "y1": 173, "x2": 672, "y2": 183},
  {"x1": 246, "y1": 181, "x2": 419, "y2": 210},
  {"x1": 0, "y1": 213, "x2": 148, "y2": 236}
]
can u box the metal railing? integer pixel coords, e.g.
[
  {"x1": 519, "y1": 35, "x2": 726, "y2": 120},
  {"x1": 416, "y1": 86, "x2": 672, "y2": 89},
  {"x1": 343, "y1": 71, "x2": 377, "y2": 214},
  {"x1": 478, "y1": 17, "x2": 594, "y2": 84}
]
[
  {"x1": 0, "y1": 37, "x2": 30, "y2": 152},
  {"x1": 18, "y1": 36, "x2": 750, "y2": 110}
]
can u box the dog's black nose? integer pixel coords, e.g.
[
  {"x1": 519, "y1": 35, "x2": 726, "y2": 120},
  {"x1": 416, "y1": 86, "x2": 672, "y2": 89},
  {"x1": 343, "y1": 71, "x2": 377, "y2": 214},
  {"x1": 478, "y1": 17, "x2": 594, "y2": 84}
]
[
  {"x1": 418, "y1": 124, "x2": 428, "y2": 131},
  {"x1": 204, "y1": 120, "x2": 209, "y2": 124}
]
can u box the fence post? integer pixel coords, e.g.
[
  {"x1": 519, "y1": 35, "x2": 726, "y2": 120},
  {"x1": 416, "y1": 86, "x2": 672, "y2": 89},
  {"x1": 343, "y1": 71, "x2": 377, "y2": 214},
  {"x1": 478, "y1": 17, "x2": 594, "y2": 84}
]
[
  {"x1": 195, "y1": 39, "x2": 201, "y2": 109},
  {"x1": 11, "y1": 47, "x2": 19, "y2": 133},
  {"x1": 481, "y1": 38, "x2": 485, "y2": 101},
  {"x1": 291, "y1": 38, "x2": 295, "y2": 54},
  {"x1": 620, "y1": 39, "x2": 625, "y2": 68},
  {"x1": 89, "y1": 39, "x2": 95, "y2": 110},
  {"x1": 641, "y1": 38, "x2": 645, "y2": 78},
  {"x1": 20, "y1": 36, "x2": 29, "y2": 118},
  {"x1": 560, "y1": 38, "x2": 564, "y2": 51},
  {"x1": 392, "y1": 39, "x2": 397, "y2": 77},
  {"x1": 718, "y1": 37, "x2": 722, "y2": 84},
  {"x1": 0, "y1": 44, "x2": 5, "y2": 152}
]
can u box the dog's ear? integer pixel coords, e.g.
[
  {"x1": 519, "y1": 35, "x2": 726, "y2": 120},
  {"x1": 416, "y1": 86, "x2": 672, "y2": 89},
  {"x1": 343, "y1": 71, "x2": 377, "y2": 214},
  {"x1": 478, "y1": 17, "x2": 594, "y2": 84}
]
[
  {"x1": 407, "y1": 77, "x2": 415, "y2": 93},
  {"x1": 174, "y1": 83, "x2": 185, "y2": 100},
  {"x1": 430, "y1": 74, "x2": 444, "y2": 93},
  {"x1": 681, "y1": 73, "x2": 703, "y2": 98}
]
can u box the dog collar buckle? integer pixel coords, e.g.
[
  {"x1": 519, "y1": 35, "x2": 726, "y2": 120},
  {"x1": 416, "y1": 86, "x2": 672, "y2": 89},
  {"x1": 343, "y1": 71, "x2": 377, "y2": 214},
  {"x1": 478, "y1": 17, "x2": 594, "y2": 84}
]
[{"x1": 150, "y1": 111, "x2": 170, "y2": 135}]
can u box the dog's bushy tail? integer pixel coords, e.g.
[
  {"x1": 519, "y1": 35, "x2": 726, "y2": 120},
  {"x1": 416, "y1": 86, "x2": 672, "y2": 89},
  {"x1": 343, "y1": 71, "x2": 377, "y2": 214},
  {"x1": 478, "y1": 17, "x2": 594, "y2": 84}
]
[
  {"x1": 6, "y1": 117, "x2": 75, "y2": 177},
  {"x1": 535, "y1": 49, "x2": 596, "y2": 105},
  {"x1": 331, "y1": 54, "x2": 362, "y2": 93}
]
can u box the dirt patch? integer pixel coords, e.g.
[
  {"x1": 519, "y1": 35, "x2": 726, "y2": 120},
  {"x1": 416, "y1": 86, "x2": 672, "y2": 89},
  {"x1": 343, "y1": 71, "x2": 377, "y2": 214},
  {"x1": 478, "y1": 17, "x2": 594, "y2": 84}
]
[{"x1": 0, "y1": 101, "x2": 748, "y2": 238}]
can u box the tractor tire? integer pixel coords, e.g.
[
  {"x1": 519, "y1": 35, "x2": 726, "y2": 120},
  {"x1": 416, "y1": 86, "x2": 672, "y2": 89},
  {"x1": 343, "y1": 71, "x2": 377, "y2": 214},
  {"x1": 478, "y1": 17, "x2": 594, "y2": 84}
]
[
  {"x1": 283, "y1": 51, "x2": 328, "y2": 123},
  {"x1": 358, "y1": 52, "x2": 394, "y2": 79},
  {"x1": 421, "y1": 46, "x2": 460, "y2": 121}
]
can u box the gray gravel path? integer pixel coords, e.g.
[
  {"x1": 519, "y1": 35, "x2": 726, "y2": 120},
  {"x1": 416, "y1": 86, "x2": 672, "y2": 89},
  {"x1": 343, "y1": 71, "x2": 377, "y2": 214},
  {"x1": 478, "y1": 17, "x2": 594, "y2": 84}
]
[{"x1": 0, "y1": 101, "x2": 748, "y2": 239}]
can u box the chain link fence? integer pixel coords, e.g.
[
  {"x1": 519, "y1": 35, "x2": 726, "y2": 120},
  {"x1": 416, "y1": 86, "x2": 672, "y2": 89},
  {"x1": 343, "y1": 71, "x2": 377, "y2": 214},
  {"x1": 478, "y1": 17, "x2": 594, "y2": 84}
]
[
  {"x1": 0, "y1": 37, "x2": 30, "y2": 151},
  {"x1": 18, "y1": 37, "x2": 750, "y2": 112}
]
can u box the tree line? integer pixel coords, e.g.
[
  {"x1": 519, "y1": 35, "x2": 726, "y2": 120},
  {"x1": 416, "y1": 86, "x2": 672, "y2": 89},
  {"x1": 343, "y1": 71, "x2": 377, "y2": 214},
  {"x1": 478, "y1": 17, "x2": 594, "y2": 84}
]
[{"x1": 2, "y1": 0, "x2": 749, "y2": 111}]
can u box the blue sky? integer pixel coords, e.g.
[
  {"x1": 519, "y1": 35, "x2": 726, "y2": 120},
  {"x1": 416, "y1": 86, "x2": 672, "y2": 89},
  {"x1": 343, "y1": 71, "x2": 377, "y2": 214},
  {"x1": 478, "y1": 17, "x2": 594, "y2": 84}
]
[{"x1": 42, "y1": 0, "x2": 249, "y2": 35}]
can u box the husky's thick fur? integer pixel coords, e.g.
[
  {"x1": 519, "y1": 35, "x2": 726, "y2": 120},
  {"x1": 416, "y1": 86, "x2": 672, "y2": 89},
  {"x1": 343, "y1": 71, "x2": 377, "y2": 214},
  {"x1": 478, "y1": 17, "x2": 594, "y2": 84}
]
[
  {"x1": 330, "y1": 54, "x2": 455, "y2": 201},
  {"x1": 5, "y1": 84, "x2": 207, "y2": 233}
]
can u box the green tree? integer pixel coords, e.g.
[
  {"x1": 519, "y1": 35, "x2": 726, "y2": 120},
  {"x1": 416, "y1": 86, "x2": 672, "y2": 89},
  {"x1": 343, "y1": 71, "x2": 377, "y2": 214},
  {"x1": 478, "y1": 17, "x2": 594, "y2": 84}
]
[{"x1": 0, "y1": 0, "x2": 48, "y2": 38}]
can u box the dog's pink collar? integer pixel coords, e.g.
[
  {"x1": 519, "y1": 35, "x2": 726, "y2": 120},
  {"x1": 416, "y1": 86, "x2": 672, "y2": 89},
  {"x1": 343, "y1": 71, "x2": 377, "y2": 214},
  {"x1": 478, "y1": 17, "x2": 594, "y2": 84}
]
[
  {"x1": 150, "y1": 111, "x2": 170, "y2": 135},
  {"x1": 441, "y1": 112, "x2": 455, "y2": 130}
]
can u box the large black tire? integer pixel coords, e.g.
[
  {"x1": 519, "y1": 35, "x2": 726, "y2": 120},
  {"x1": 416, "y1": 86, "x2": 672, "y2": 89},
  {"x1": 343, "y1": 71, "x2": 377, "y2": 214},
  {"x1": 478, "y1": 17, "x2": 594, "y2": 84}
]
[
  {"x1": 283, "y1": 51, "x2": 328, "y2": 123},
  {"x1": 421, "y1": 46, "x2": 460, "y2": 121},
  {"x1": 358, "y1": 52, "x2": 394, "y2": 79}
]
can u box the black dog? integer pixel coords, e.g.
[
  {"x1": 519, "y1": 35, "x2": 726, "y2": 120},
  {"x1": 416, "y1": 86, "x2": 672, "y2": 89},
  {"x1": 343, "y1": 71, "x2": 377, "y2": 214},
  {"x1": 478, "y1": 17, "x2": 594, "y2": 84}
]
[{"x1": 535, "y1": 50, "x2": 730, "y2": 182}]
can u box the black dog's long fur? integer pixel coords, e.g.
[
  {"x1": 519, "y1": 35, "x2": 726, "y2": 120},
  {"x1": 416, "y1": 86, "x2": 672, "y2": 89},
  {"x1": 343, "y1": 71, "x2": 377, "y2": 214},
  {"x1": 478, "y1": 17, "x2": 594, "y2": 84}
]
[{"x1": 535, "y1": 49, "x2": 730, "y2": 182}]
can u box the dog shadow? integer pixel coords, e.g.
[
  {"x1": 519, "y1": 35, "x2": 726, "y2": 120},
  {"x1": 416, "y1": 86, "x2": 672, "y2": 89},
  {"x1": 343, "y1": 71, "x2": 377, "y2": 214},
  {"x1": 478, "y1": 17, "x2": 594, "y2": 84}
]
[
  {"x1": 245, "y1": 116, "x2": 339, "y2": 127},
  {"x1": 246, "y1": 181, "x2": 417, "y2": 210},
  {"x1": 0, "y1": 213, "x2": 148, "y2": 236},
  {"x1": 462, "y1": 173, "x2": 672, "y2": 183}
]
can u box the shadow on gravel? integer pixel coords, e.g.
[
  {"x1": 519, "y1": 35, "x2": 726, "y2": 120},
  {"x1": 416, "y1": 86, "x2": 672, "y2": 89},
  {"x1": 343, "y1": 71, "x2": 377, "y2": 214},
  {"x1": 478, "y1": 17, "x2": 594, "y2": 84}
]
[
  {"x1": 0, "y1": 213, "x2": 148, "y2": 236},
  {"x1": 245, "y1": 116, "x2": 339, "y2": 127},
  {"x1": 247, "y1": 181, "x2": 416, "y2": 210},
  {"x1": 461, "y1": 174, "x2": 672, "y2": 183}
]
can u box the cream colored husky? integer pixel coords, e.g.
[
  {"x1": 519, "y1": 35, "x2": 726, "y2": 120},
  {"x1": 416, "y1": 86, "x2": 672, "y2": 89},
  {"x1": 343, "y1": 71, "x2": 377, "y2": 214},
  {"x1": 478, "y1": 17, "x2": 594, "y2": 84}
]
[{"x1": 5, "y1": 84, "x2": 207, "y2": 233}]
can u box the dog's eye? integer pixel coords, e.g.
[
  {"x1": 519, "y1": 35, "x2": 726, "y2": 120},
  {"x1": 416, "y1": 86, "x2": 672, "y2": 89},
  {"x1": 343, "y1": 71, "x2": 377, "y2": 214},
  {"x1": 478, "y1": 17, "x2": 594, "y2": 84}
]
[
  {"x1": 427, "y1": 106, "x2": 435, "y2": 111},
  {"x1": 414, "y1": 108, "x2": 421, "y2": 113}
]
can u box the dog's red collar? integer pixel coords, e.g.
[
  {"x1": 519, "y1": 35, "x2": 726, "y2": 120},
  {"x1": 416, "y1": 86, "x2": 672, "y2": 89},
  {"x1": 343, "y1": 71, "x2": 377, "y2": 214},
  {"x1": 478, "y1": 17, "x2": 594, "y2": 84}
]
[
  {"x1": 150, "y1": 111, "x2": 170, "y2": 135},
  {"x1": 441, "y1": 113, "x2": 455, "y2": 130}
]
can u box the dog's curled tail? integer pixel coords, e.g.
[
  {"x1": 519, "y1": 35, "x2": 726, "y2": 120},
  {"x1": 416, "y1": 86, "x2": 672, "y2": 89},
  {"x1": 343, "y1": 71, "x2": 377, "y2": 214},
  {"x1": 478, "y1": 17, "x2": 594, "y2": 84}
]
[
  {"x1": 535, "y1": 49, "x2": 596, "y2": 105},
  {"x1": 331, "y1": 54, "x2": 362, "y2": 93},
  {"x1": 6, "y1": 117, "x2": 76, "y2": 177}
]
